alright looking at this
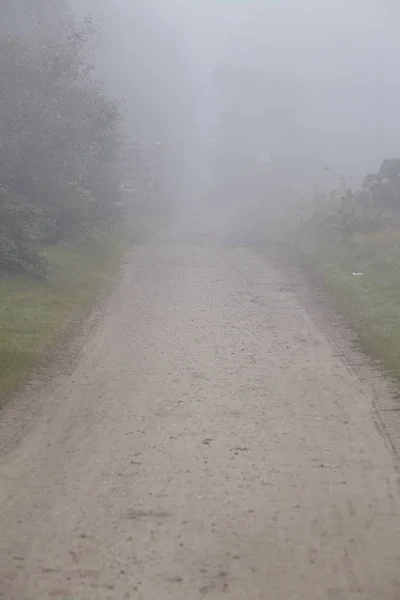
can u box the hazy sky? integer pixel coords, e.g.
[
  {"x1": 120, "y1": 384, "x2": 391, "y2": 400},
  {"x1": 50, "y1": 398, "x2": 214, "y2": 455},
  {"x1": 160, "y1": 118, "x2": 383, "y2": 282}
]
[{"x1": 72, "y1": 0, "x2": 400, "y2": 188}]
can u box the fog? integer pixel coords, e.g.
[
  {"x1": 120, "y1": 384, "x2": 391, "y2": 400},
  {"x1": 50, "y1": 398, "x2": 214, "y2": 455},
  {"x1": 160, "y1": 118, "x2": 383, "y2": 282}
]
[
  {"x1": 71, "y1": 0, "x2": 400, "y2": 229},
  {"x1": 3, "y1": 4, "x2": 400, "y2": 590},
  {"x1": 3, "y1": 0, "x2": 400, "y2": 266}
]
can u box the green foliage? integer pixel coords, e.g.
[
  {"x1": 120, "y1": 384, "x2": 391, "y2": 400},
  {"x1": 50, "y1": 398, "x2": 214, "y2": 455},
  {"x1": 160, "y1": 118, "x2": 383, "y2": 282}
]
[
  {"x1": 362, "y1": 158, "x2": 400, "y2": 211},
  {"x1": 304, "y1": 158, "x2": 400, "y2": 245},
  {"x1": 0, "y1": 2, "x2": 124, "y2": 273},
  {"x1": 293, "y1": 157, "x2": 400, "y2": 382},
  {"x1": 0, "y1": 228, "x2": 130, "y2": 402},
  {"x1": 0, "y1": 188, "x2": 44, "y2": 273}
]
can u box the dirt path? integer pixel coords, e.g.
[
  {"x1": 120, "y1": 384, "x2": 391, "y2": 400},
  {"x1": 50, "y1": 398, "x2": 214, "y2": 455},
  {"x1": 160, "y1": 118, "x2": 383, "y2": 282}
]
[{"x1": 1, "y1": 238, "x2": 400, "y2": 599}]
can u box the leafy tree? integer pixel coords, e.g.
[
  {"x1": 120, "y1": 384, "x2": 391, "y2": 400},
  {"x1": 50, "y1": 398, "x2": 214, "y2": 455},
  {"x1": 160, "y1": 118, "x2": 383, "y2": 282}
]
[
  {"x1": 0, "y1": 1, "x2": 124, "y2": 272},
  {"x1": 362, "y1": 158, "x2": 400, "y2": 212}
]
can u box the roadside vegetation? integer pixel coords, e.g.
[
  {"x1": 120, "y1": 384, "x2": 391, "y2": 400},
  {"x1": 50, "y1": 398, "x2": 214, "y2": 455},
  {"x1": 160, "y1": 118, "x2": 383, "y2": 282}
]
[
  {"x1": 0, "y1": 1, "x2": 168, "y2": 401},
  {"x1": 0, "y1": 232, "x2": 126, "y2": 403},
  {"x1": 293, "y1": 158, "x2": 400, "y2": 380},
  {"x1": 1, "y1": 2, "x2": 125, "y2": 275},
  {"x1": 209, "y1": 60, "x2": 400, "y2": 382}
]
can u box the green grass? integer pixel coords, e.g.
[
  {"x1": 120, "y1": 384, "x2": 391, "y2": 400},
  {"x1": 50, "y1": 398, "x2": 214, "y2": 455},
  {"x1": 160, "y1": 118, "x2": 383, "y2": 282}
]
[
  {"x1": 0, "y1": 228, "x2": 130, "y2": 404},
  {"x1": 293, "y1": 223, "x2": 400, "y2": 380}
]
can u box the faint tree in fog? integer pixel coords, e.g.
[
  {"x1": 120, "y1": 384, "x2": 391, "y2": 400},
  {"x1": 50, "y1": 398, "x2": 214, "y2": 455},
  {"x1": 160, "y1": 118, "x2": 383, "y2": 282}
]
[{"x1": 0, "y1": 1, "x2": 124, "y2": 272}]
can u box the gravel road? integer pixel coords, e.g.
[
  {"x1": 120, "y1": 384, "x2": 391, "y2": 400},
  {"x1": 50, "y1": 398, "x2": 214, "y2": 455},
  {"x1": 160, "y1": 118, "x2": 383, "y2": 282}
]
[{"x1": 1, "y1": 236, "x2": 400, "y2": 599}]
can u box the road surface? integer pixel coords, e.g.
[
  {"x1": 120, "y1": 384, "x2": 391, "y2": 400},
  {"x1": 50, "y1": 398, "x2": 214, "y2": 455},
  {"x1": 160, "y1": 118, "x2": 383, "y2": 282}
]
[{"x1": 1, "y1": 236, "x2": 400, "y2": 599}]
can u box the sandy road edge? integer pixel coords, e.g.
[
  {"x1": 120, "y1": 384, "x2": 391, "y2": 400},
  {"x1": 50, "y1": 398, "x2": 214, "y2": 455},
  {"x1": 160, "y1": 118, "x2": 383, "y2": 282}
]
[
  {"x1": 2, "y1": 235, "x2": 400, "y2": 464},
  {"x1": 0, "y1": 248, "x2": 134, "y2": 455},
  {"x1": 253, "y1": 240, "x2": 400, "y2": 463}
]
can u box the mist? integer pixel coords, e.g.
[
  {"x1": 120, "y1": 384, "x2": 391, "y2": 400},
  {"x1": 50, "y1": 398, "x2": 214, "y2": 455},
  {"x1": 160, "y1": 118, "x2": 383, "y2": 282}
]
[
  {"x1": 3, "y1": 3, "x2": 400, "y2": 594},
  {"x1": 71, "y1": 0, "x2": 400, "y2": 231},
  {"x1": 3, "y1": 0, "x2": 400, "y2": 247}
]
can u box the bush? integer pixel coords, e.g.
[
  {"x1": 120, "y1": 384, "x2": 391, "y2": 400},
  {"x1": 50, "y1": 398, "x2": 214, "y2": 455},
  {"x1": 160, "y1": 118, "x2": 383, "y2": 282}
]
[{"x1": 0, "y1": 188, "x2": 43, "y2": 274}]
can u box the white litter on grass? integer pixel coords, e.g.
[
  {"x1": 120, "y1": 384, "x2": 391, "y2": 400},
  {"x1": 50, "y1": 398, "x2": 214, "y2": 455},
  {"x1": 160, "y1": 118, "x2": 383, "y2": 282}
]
[{"x1": 353, "y1": 272, "x2": 363, "y2": 276}]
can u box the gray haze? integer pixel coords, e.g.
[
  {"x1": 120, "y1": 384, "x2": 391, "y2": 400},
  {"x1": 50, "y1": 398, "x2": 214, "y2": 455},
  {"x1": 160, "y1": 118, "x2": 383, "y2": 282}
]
[
  {"x1": 22, "y1": 0, "x2": 400, "y2": 221},
  {"x1": 3, "y1": 4, "x2": 400, "y2": 598}
]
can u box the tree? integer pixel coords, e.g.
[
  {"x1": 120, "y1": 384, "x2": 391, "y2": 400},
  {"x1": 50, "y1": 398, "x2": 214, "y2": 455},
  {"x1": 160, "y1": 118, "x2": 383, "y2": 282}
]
[
  {"x1": 362, "y1": 158, "x2": 400, "y2": 212},
  {"x1": 0, "y1": 1, "x2": 124, "y2": 272},
  {"x1": 210, "y1": 63, "x2": 306, "y2": 219}
]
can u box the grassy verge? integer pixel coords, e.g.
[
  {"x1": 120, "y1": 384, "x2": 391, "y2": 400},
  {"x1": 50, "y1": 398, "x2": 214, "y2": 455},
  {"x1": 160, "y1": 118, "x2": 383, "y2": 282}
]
[
  {"x1": 293, "y1": 221, "x2": 400, "y2": 379},
  {"x1": 0, "y1": 227, "x2": 131, "y2": 404}
]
